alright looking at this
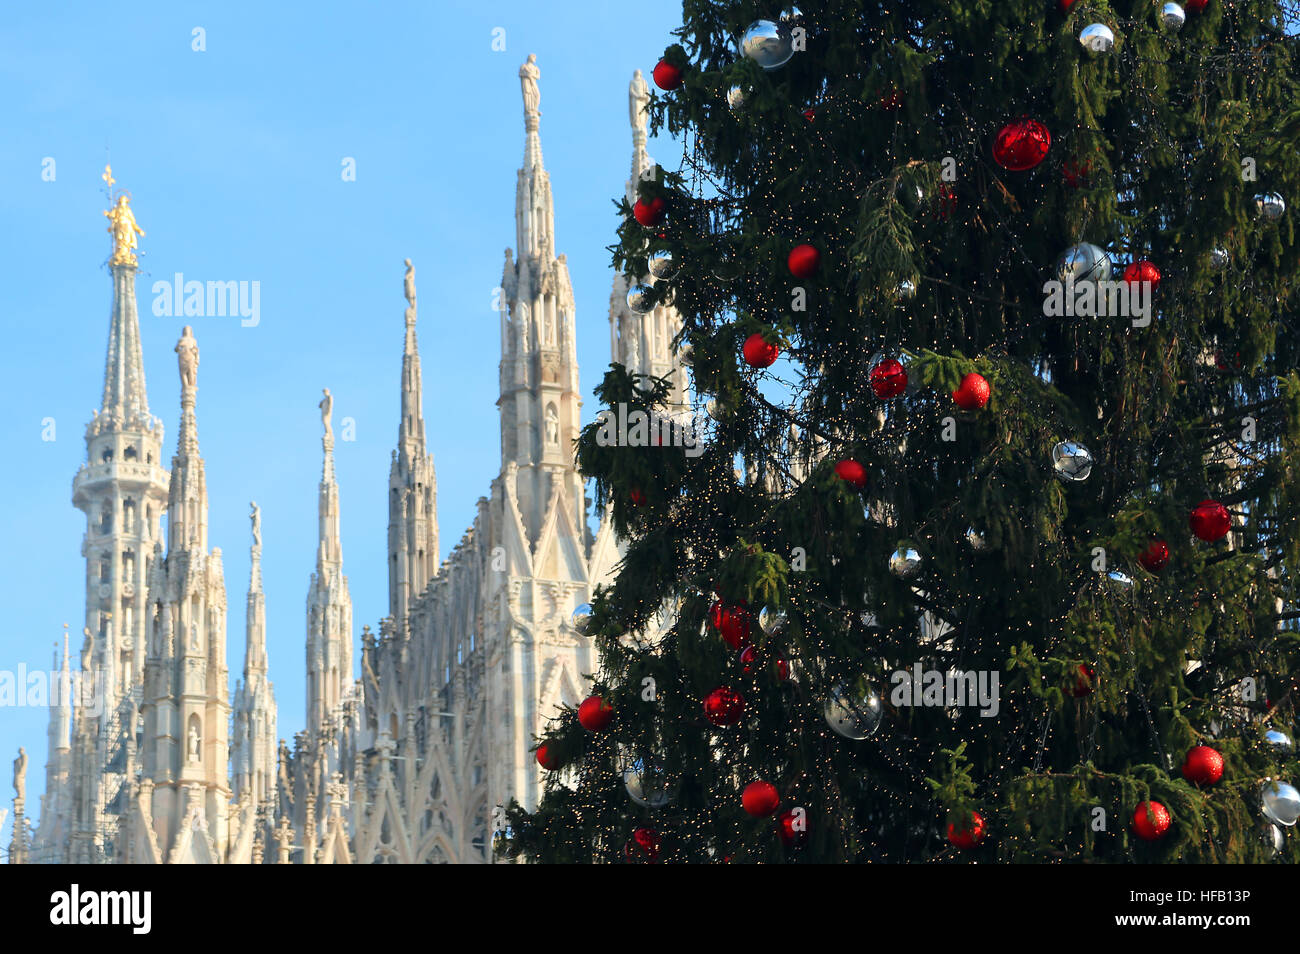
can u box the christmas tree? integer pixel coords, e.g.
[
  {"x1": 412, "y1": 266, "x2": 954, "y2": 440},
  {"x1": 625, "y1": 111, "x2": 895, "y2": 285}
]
[{"x1": 502, "y1": 0, "x2": 1300, "y2": 862}]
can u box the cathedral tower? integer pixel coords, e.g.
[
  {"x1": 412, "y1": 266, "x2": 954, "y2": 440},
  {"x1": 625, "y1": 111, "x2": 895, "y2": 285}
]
[
  {"x1": 499, "y1": 53, "x2": 586, "y2": 545},
  {"x1": 70, "y1": 166, "x2": 170, "y2": 712},
  {"x1": 306, "y1": 390, "x2": 353, "y2": 737}
]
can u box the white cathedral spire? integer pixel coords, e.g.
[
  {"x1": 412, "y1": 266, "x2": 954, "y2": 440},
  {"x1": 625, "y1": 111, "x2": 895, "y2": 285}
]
[
  {"x1": 307, "y1": 389, "x2": 353, "y2": 737},
  {"x1": 233, "y1": 502, "x2": 276, "y2": 813},
  {"x1": 388, "y1": 259, "x2": 439, "y2": 632}
]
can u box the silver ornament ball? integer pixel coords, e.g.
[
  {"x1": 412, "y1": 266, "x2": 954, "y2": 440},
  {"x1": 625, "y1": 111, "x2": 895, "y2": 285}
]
[
  {"x1": 570, "y1": 602, "x2": 594, "y2": 636},
  {"x1": 1160, "y1": 3, "x2": 1186, "y2": 30},
  {"x1": 623, "y1": 758, "x2": 675, "y2": 809},
  {"x1": 1107, "y1": 569, "x2": 1134, "y2": 587},
  {"x1": 1079, "y1": 23, "x2": 1115, "y2": 54},
  {"x1": 1255, "y1": 192, "x2": 1286, "y2": 221},
  {"x1": 725, "y1": 84, "x2": 747, "y2": 114},
  {"x1": 894, "y1": 278, "x2": 918, "y2": 303},
  {"x1": 1209, "y1": 247, "x2": 1231, "y2": 271},
  {"x1": 1265, "y1": 822, "x2": 1285, "y2": 855},
  {"x1": 823, "y1": 683, "x2": 883, "y2": 740},
  {"x1": 759, "y1": 605, "x2": 788, "y2": 635},
  {"x1": 1052, "y1": 440, "x2": 1094, "y2": 482},
  {"x1": 626, "y1": 283, "x2": 658, "y2": 314},
  {"x1": 965, "y1": 527, "x2": 990, "y2": 552},
  {"x1": 1265, "y1": 729, "x2": 1294, "y2": 753},
  {"x1": 1261, "y1": 780, "x2": 1300, "y2": 827},
  {"x1": 889, "y1": 544, "x2": 922, "y2": 579},
  {"x1": 1055, "y1": 242, "x2": 1113, "y2": 284},
  {"x1": 646, "y1": 249, "x2": 678, "y2": 280},
  {"x1": 741, "y1": 19, "x2": 795, "y2": 71}
]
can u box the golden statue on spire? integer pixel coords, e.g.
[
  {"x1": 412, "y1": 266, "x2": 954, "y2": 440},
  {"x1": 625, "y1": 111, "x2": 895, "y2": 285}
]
[{"x1": 102, "y1": 164, "x2": 144, "y2": 266}]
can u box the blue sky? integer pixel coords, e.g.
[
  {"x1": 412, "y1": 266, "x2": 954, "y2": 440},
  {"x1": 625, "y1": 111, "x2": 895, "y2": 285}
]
[{"x1": 0, "y1": 0, "x2": 682, "y2": 847}]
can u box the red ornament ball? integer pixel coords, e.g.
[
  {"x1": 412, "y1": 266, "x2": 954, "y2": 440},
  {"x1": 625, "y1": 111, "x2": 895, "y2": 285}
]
[
  {"x1": 935, "y1": 183, "x2": 957, "y2": 219},
  {"x1": 947, "y1": 810, "x2": 986, "y2": 849},
  {"x1": 742, "y1": 333, "x2": 780, "y2": 368},
  {"x1": 577, "y1": 695, "x2": 614, "y2": 732},
  {"x1": 1123, "y1": 260, "x2": 1161, "y2": 292},
  {"x1": 535, "y1": 742, "x2": 562, "y2": 771},
  {"x1": 952, "y1": 372, "x2": 991, "y2": 410},
  {"x1": 1067, "y1": 664, "x2": 1096, "y2": 698},
  {"x1": 624, "y1": 827, "x2": 661, "y2": 862},
  {"x1": 742, "y1": 781, "x2": 781, "y2": 817},
  {"x1": 1182, "y1": 745, "x2": 1224, "y2": 787},
  {"x1": 1132, "y1": 800, "x2": 1172, "y2": 841},
  {"x1": 870, "y1": 358, "x2": 908, "y2": 399},
  {"x1": 629, "y1": 487, "x2": 646, "y2": 507},
  {"x1": 992, "y1": 117, "x2": 1051, "y2": 171},
  {"x1": 710, "y1": 600, "x2": 751, "y2": 649},
  {"x1": 632, "y1": 196, "x2": 666, "y2": 227},
  {"x1": 1138, "y1": 539, "x2": 1170, "y2": 573},
  {"x1": 787, "y1": 243, "x2": 821, "y2": 279},
  {"x1": 1190, "y1": 500, "x2": 1231, "y2": 541},
  {"x1": 1062, "y1": 157, "x2": 1091, "y2": 188},
  {"x1": 1186, "y1": 0, "x2": 1208, "y2": 11},
  {"x1": 834, "y1": 458, "x2": 868, "y2": 489},
  {"x1": 739, "y1": 645, "x2": 789, "y2": 680},
  {"x1": 652, "y1": 58, "x2": 683, "y2": 91},
  {"x1": 703, "y1": 686, "x2": 745, "y2": 727},
  {"x1": 1059, "y1": 0, "x2": 1079, "y2": 10},
  {"x1": 776, "y1": 808, "x2": 809, "y2": 846}
]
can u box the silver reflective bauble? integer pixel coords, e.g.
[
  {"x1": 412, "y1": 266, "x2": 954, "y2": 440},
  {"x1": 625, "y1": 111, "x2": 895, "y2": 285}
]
[
  {"x1": 726, "y1": 84, "x2": 747, "y2": 113},
  {"x1": 1055, "y1": 243, "x2": 1113, "y2": 284},
  {"x1": 1209, "y1": 247, "x2": 1230, "y2": 270},
  {"x1": 1107, "y1": 568, "x2": 1134, "y2": 586},
  {"x1": 1265, "y1": 822, "x2": 1285, "y2": 855},
  {"x1": 570, "y1": 602, "x2": 594, "y2": 636},
  {"x1": 1079, "y1": 23, "x2": 1115, "y2": 54},
  {"x1": 1261, "y1": 780, "x2": 1300, "y2": 827},
  {"x1": 1265, "y1": 729, "x2": 1294, "y2": 753},
  {"x1": 1160, "y1": 3, "x2": 1186, "y2": 30},
  {"x1": 1052, "y1": 441, "x2": 1094, "y2": 482},
  {"x1": 677, "y1": 342, "x2": 694, "y2": 366},
  {"x1": 823, "y1": 683, "x2": 883, "y2": 739},
  {"x1": 1255, "y1": 192, "x2": 1286, "y2": 221},
  {"x1": 492, "y1": 827, "x2": 513, "y2": 852},
  {"x1": 889, "y1": 544, "x2": 922, "y2": 579},
  {"x1": 759, "y1": 605, "x2": 788, "y2": 635},
  {"x1": 741, "y1": 19, "x2": 795, "y2": 71},
  {"x1": 894, "y1": 278, "x2": 918, "y2": 302},
  {"x1": 712, "y1": 251, "x2": 741, "y2": 282},
  {"x1": 646, "y1": 249, "x2": 678, "y2": 280},
  {"x1": 623, "y1": 758, "x2": 675, "y2": 809},
  {"x1": 705, "y1": 396, "x2": 727, "y2": 421},
  {"x1": 626, "y1": 283, "x2": 657, "y2": 314},
  {"x1": 965, "y1": 527, "x2": 990, "y2": 552},
  {"x1": 860, "y1": 609, "x2": 880, "y2": 628}
]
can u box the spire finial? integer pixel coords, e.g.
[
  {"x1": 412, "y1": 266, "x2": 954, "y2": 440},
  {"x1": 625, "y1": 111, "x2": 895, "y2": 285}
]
[
  {"x1": 403, "y1": 258, "x2": 417, "y2": 327},
  {"x1": 520, "y1": 53, "x2": 541, "y2": 130},
  {"x1": 103, "y1": 167, "x2": 144, "y2": 267},
  {"x1": 176, "y1": 326, "x2": 199, "y2": 391},
  {"x1": 320, "y1": 388, "x2": 335, "y2": 479}
]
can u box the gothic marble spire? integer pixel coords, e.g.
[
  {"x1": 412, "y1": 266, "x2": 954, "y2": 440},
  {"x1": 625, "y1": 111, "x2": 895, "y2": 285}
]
[
  {"x1": 388, "y1": 260, "x2": 439, "y2": 630},
  {"x1": 307, "y1": 390, "x2": 352, "y2": 737}
]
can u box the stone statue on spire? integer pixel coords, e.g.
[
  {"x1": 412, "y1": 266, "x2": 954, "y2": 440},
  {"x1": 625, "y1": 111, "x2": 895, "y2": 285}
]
[
  {"x1": 250, "y1": 501, "x2": 261, "y2": 548},
  {"x1": 403, "y1": 258, "x2": 417, "y2": 325},
  {"x1": 13, "y1": 747, "x2": 27, "y2": 803},
  {"x1": 320, "y1": 388, "x2": 334, "y2": 442},
  {"x1": 630, "y1": 69, "x2": 650, "y2": 134},
  {"x1": 520, "y1": 54, "x2": 541, "y2": 124},
  {"x1": 176, "y1": 326, "x2": 199, "y2": 388}
]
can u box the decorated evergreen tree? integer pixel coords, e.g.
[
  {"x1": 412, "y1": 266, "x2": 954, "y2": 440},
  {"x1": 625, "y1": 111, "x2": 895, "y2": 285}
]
[{"x1": 502, "y1": 0, "x2": 1300, "y2": 862}]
